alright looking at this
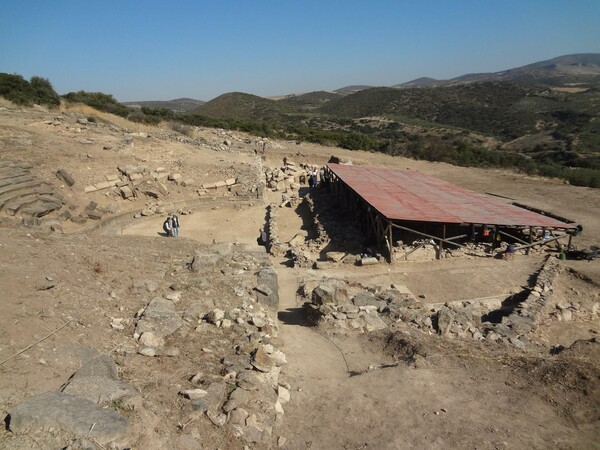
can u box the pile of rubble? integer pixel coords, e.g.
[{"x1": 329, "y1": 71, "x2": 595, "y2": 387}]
[
  {"x1": 264, "y1": 160, "x2": 323, "y2": 193},
  {"x1": 427, "y1": 257, "x2": 567, "y2": 347},
  {"x1": 133, "y1": 244, "x2": 287, "y2": 445},
  {"x1": 303, "y1": 280, "x2": 396, "y2": 333},
  {"x1": 302, "y1": 256, "x2": 571, "y2": 350},
  {"x1": 83, "y1": 165, "x2": 184, "y2": 198}
]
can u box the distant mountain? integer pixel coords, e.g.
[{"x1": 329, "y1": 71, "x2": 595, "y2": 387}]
[
  {"x1": 334, "y1": 85, "x2": 374, "y2": 95},
  {"x1": 191, "y1": 92, "x2": 293, "y2": 120},
  {"x1": 397, "y1": 77, "x2": 442, "y2": 88},
  {"x1": 395, "y1": 54, "x2": 600, "y2": 89},
  {"x1": 124, "y1": 98, "x2": 204, "y2": 112}
]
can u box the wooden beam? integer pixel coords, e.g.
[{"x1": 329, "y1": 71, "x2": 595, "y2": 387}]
[
  {"x1": 390, "y1": 222, "x2": 469, "y2": 249},
  {"x1": 513, "y1": 233, "x2": 568, "y2": 251},
  {"x1": 498, "y1": 230, "x2": 529, "y2": 245},
  {"x1": 403, "y1": 241, "x2": 429, "y2": 260}
]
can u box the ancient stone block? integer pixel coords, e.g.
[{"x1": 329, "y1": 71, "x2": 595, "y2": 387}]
[
  {"x1": 119, "y1": 186, "x2": 133, "y2": 199},
  {"x1": 56, "y1": 169, "x2": 75, "y2": 186},
  {"x1": 93, "y1": 181, "x2": 113, "y2": 191},
  {"x1": 8, "y1": 392, "x2": 128, "y2": 444}
]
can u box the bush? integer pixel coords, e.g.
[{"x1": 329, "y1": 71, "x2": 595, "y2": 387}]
[
  {"x1": 62, "y1": 91, "x2": 131, "y2": 117},
  {"x1": 30, "y1": 76, "x2": 60, "y2": 107},
  {"x1": 127, "y1": 110, "x2": 160, "y2": 125},
  {"x1": 169, "y1": 121, "x2": 194, "y2": 137},
  {"x1": 0, "y1": 73, "x2": 60, "y2": 107}
]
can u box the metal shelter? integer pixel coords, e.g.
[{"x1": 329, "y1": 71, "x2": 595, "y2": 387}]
[{"x1": 325, "y1": 163, "x2": 577, "y2": 262}]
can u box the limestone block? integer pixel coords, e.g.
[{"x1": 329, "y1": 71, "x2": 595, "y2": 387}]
[
  {"x1": 94, "y1": 180, "x2": 116, "y2": 190},
  {"x1": 119, "y1": 186, "x2": 133, "y2": 199},
  {"x1": 157, "y1": 182, "x2": 168, "y2": 196},
  {"x1": 8, "y1": 392, "x2": 127, "y2": 444}
]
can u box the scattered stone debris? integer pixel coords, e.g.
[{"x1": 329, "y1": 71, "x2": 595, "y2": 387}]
[{"x1": 301, "y1": 256, "x2": 568, "y2": 348}]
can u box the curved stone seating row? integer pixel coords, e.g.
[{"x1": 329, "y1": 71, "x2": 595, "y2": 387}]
[{"x1": 0, "y1": 159, "x2": 64, "y2": 218}]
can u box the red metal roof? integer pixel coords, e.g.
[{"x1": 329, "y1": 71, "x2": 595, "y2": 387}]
[{"x1": 327, "y1": 164, "x2": 574, "y2": 228}]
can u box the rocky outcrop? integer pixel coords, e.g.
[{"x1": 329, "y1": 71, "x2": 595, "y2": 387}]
[{"x1": 8, "y1": 355, "x2": 136, "y2": 445}]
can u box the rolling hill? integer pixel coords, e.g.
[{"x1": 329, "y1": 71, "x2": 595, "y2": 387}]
[
  {"x1": 123, "y1": 98, "x2": 204, "y2": 112},
  {"x1": 277, "y1": 91, "x2": 344, "y2": 111},
  {"x1": 395, "y1": 54, "x2": 600, "y2": 89},
  {"x1": 320, "y1": 82, "x2": 555, "y2": 139},
  {"x1": 191, "y1": 92, "x2": 294, "y2": 120}
]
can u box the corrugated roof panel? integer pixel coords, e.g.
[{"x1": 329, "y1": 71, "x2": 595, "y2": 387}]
[{"x1": 327, "y1": 164, "x2": 574, "y2": 228}]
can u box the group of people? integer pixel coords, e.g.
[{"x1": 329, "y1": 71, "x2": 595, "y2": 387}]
[
  {"x1": 308, "y1": 167, "x2": 327, "y2": 189},
  {"x1": 162, "y1": 214, "x2": 180, "y2": 237}
]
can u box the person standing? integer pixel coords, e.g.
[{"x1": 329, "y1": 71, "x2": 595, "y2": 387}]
[
  {"x1": 172, "y1": 214, "x2": 180, "y2": 237},
  {"x1": 163, "y1": 215, "x2": 173, "y2": 237}
]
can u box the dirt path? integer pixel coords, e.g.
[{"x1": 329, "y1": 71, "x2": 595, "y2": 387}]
[{"x1": 271, "y1": 260, "x2": 594, "y2": 449}]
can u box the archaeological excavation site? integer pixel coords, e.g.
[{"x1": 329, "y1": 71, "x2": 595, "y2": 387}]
[{"x1": 0, "y1": 100, "x2": 599, "y2": 449}]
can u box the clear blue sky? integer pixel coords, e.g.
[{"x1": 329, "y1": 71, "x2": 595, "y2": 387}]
[{"x1": 1, "y1": 0, "x2": 598, "y2": 102}]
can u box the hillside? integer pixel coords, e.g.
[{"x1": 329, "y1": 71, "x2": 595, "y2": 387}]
[
  {"x1": 124, "y1": 98, "x2": 204, "y2": 112},
  {"x1": 334, "y1": 85, "x2": 374, "y2": 95},
  {"x1": 191, "y1": 92, "x2": 294, "y2": 120},
  {"x1": 277, "y1": 91, "x2": 343, "y2": 111},
  {"x1": 182, "y1": 80, "x2": 600, "y2": 186},
  {"x1": 321, "y1": 83, "x2": 555, "y2": 137},
  {"x1": 396, "y1": 53, "x2": 600, "y2": 89},
  {"x1": 16, "y1": 53, "x2": 597, "y2": 187}
]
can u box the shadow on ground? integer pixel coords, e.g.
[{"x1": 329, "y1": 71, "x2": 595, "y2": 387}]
[{"x1": 278, "y1": 307, "x2": 312, "y2": 327}]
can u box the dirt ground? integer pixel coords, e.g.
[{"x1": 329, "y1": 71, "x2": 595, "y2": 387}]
[{"x1": 0, "y1": 102, "x2": 599, "y2": 449}]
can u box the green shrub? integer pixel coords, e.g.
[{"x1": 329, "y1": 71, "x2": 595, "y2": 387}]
[
  {"x1": 62, "y1": 91, "x2": 132, "y2": 117},
  {"x1": 127, "y1": 110, "x2": 160, "y2": 125},
  {"x1": 0, "y1": 73, "x2": 60, "y2": 107},
  {"x1": 30, "y1": 76, "x2": 60, "y2": 107}
]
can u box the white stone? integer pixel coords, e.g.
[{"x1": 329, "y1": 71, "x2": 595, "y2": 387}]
[
  {"x1": 179, "y1": 389, "x2": 208, "y2": 400},
  {"x1": 139, "y1": 331, "x2": 165, "y2": 348},
  {"x1": 274, "y1": 400, "x2": 284, "y2": 415},
  {"x1": 277, "y1": 386, "x2": 290, "y2": 404},
  {"x1": 139, "y1": 347, "x2": 157, "y2": 357},
  {"x1": 207, "y1": 309, "x2": 225, "y2": 324},
  {"x1": 270, "y1": 350, "x2": 287, "y2": 367}
]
